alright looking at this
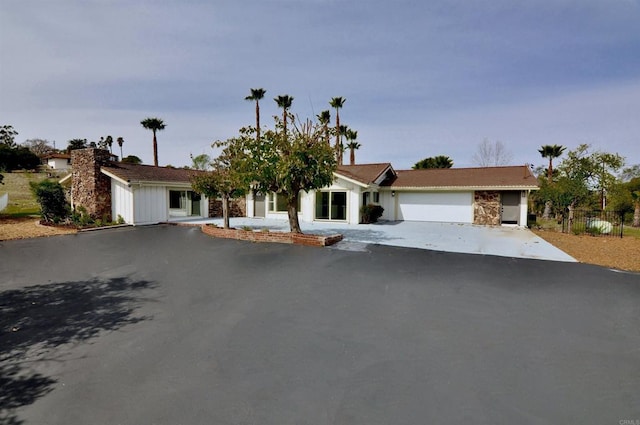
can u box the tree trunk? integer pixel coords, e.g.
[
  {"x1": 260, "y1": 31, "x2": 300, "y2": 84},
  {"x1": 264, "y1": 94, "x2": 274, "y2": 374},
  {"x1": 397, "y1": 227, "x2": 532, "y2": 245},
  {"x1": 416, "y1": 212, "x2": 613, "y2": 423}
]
[
  {"x1": 350, "y1": 148, "x2": 355, "y2": 165},
  {"x1": 287, "y1": 193, "x2": 302, "y2": 234},
  {"x1": 567, "y1": 202, "x2": 575, "y2": 233},
  {"x1": 547, "y1": 157, "x2": 553, "y2": 183},
  {"x1": 256, "y1": 101, "x2": 260, "y2": 141},
  {"x1": 542, "y1": 200, "x2": 552, "y2": 219},
  {"x1": 152, "y1": 130, "x2": 158, "y2": 167},
  {"x1": 222, "y1": 195, "x2": 230, "y2": 229},
  {"x1": 633, "y1": 201, "x2": 640, "y2": 227}
]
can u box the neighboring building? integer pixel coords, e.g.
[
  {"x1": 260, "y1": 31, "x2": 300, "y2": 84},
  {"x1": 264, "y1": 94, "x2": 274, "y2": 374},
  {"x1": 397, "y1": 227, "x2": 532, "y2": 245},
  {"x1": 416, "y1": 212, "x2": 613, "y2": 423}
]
[
  {"x1": 246, "y1": 163, "x2": 539, "y2": 227},
  {"x1": 42, "y1": 153, "x2": 72, "y2": 171},
  {"x1": 62, "y1": 148, "x2": 220, "y2": 225}
]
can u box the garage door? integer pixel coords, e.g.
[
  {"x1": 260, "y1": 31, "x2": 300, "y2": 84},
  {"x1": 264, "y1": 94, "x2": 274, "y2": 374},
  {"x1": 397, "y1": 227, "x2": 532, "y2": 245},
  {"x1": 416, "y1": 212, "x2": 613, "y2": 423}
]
[{"x1": 398, "y1": 192, "x2": 473, "y2": 223}]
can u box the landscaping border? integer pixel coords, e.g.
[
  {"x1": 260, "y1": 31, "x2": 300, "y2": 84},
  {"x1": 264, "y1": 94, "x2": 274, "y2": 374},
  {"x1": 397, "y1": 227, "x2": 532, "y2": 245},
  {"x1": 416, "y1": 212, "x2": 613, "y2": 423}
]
[{"x1": 201, "y1": 224, "x2": 343, "y2": 247}]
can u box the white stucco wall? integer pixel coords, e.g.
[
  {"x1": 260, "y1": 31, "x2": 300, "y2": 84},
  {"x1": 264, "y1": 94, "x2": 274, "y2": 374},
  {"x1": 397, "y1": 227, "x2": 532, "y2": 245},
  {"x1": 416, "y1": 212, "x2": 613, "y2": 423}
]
[
  {"x1": 133, "y1": 185, "x2": 168, "y2": 225},
  {"x1": 111, "y1": 180, "x2": 134, "y2": 224}
]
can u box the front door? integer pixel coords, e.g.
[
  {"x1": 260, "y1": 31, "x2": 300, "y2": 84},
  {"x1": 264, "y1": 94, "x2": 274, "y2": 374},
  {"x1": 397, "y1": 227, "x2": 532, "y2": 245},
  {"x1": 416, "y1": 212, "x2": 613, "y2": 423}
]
[
  {"x1": 501, "y1": 191, "x2": 520, "y2": 224},
  {"x1": 254, "y1": 192, "x2": 265, "y2": 217}
]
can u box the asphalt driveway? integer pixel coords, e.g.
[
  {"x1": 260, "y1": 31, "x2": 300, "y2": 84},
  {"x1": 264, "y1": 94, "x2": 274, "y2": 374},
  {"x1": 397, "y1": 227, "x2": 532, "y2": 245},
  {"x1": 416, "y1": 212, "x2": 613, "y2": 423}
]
[{"x1": 1, "y1": 225, "x2": 638, "y2": 424}]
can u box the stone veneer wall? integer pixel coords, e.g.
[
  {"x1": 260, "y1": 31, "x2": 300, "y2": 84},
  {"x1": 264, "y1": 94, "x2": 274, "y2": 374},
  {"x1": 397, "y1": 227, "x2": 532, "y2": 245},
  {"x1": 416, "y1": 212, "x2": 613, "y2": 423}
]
[
  {"x1": 474, "y1": 191, "x2": 501, "y2": 225},
  {"x1": 71, "y1": 148, "x2": 113, "y2": 221},
  {"x1": 208, "y1": 197, "x2": 246, "y2": 218}
]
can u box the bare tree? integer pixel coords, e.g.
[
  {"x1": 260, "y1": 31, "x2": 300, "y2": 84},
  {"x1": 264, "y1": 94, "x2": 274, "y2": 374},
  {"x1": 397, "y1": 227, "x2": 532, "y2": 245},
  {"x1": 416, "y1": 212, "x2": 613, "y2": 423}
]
[
  {"x1": 23, "y1": 139, "x2": 55, "y2": 156},
  {"x1": 472, "y1": 139, "x2": 513, "y2": 167}
]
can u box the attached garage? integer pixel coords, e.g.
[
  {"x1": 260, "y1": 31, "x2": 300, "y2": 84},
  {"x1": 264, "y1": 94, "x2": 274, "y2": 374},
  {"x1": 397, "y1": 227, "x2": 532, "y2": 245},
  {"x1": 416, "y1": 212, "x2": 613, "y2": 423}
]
[{"x1": 397, "y1": 192, "x2": 473, "y2": 223}]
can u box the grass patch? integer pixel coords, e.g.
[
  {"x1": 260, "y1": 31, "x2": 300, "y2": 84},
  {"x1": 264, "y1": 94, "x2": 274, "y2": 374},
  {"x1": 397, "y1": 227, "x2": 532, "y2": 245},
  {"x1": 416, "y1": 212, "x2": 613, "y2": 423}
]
[
  {"x1": 623, "y1": 225, "x2": 640, "y2": 239},
  {"x1": 0, "y1": 172, "x2": 57, "y2": 216}
]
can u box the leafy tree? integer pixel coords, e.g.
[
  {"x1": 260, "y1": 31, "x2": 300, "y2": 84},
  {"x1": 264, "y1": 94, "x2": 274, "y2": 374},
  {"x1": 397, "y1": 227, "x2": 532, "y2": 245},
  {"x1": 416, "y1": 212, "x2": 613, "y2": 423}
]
[
  {"x1": 0, "y1": 144, "x2": 41, "y2": 171},
  {"x1": 0, "y1": 125, "x2": 18, "y2": 147},
  {"x1": 273, "y1": 95, "x2": 294, "y2": 135},
  {"x1": 190, "y1": 153, "x2": 211, "y2": 170},
  {"x1": 98, "y1": 135, "x2": 114, "y2": 153},
  {"x1": 140, "y1": 117, "x2": 166, "y2": 166},
  {"x1": 117, "y1": 137, "x2": 124, "y2": 160},
  {"x1": 245, "y1": 88, "x2": 266, "y2": 141},
  {"x1": 413, "y1": 155, "x2": 454, "y2": 169},
  {"x1": 191, "y1": 140, "x2": 251, "y2": 229},
  {"x1": 247, "y1": 117, "x2": 337, "y2": 233},
  {"x1": 30, "y1": 180, "x2": 70, "y2": 223},
  {"x1": 472, "y1": 139, "x2": 513, "y2": 167},
  {"x1": 607, "y1": 177, "x2": 640, "y2": 227},
  {"x1": 329, "y1": 97, "x2": 346, "y2": 163},
  {"x1": 560, "y1": 144, "x2": 624, "y2": 209},
  {"x1": 345, "y1": 129, "x2": 360, "y2": 166},
  {"x1": 619, "y1": 164, "x2": 640, "y2": 182},
  {"x1": 121, "y1": 155, "x2": 142, "y2": 164},
  {"x1": 67, "y1": 138, "x2": 87, "y2": 152},
  {"x1": 23, "y1": 139, "x2": 55, "y2": 157}
]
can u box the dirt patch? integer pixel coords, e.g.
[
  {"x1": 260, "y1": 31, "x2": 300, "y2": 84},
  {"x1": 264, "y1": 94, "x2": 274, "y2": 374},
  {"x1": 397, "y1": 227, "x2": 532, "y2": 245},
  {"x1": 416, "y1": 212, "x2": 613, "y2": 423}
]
[
  {"x1": 0, "y1": 217, "x2": 77, "y2": 241},
  {"x1": 533, "y1": 229, "x2": 640, "y2": 272}
]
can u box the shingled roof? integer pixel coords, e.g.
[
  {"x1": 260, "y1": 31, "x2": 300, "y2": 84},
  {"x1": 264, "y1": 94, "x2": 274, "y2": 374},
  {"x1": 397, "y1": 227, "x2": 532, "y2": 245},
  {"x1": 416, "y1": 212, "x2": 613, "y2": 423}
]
[
  {"x1": 101, "y1": 162, "x2": 205, "y2": 184},
  {"x1": 384, "y1": 165, "x2": 539, "y2": 190},
  {"x1": 335, "y1": 163, "x2": 394, "y2": 185}
]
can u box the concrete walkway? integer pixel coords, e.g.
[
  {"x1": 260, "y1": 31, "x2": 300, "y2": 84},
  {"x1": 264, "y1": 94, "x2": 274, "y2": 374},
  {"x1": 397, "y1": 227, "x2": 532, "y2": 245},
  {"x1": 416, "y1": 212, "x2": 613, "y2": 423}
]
[{"x1": 179, "y1": 217, "x2": 577, "y2": 262}]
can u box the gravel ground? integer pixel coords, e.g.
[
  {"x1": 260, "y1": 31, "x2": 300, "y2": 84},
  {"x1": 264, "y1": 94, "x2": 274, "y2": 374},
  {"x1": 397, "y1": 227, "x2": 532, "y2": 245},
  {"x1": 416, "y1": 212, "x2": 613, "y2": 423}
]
[
  {"x1": 1, "y1": 218, "x2": 638, "y2": 272},
  {"x1": 533, "y1": 229, "x2": 640, "y2": 272},
  {"x1": 0, "y1": 217, "x2": 77, "y2": 240}
]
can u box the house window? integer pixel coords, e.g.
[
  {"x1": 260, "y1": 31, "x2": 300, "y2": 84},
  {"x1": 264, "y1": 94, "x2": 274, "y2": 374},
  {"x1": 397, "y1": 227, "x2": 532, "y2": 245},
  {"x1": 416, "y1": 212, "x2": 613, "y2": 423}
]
[
  {"x1": 315, "y1": 191, "x2": 347, "y2": 221},
  {"x1": 169, "y1": 190, "x2": 187, "y2": 209},
  {"x1": 268, "y1": 193, "x2": 300, "y2": 212},
  {"x1": 362, "y1": 192, "x2": 370, "y2": 205},
  {"x1": 373, "y1": 192, "x2": 380, "y2": 203}
]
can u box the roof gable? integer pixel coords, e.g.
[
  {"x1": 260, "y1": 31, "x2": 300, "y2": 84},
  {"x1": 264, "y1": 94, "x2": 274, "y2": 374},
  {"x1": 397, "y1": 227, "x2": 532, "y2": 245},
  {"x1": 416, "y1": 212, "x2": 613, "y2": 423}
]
[
  {"x1": 335, "y1": 163, "x2": 395, "y2": 186},
  {"x1": 385, "y1": 165, "x2": 539, "y2": 189}
]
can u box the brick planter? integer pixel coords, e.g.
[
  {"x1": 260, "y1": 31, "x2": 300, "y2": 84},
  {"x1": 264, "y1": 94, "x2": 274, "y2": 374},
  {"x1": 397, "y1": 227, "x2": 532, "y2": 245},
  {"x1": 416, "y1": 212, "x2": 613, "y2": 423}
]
[{"x1": 201, "y1": 225, "x2": 343, "y2": 247}]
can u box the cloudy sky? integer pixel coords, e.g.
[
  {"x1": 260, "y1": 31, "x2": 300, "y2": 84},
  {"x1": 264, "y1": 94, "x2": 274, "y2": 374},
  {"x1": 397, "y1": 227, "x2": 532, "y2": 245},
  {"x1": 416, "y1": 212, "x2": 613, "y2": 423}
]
[{"x1": 1, "y1": 0, "x2": 639, "y2": 170}]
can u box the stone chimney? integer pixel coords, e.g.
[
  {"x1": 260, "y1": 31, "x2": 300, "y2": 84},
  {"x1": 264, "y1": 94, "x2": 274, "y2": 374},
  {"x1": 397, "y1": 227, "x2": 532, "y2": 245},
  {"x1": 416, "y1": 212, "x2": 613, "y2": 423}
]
[{"x1": 71, "y1": 148, "x2": 113, "y2": 221}]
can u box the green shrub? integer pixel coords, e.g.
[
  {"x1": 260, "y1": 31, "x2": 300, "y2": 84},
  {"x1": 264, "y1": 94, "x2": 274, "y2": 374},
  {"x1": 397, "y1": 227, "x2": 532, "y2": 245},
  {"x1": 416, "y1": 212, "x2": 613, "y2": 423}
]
[
  {"x1": 29, "y1": 180, "x2": 70, "y2": 223},
  {"x1": 116, "y1": 214, "x2": 125, "y2": 225},
  {"x1": 361, "y1": 204, "x2": 384, "y2": 224}
]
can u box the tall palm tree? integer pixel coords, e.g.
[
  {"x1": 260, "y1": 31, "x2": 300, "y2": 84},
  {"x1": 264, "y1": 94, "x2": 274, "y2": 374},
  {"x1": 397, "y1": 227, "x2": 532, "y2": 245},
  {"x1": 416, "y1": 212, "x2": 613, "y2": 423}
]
[
  {"x1": 317, "y1": 110, "x2": 331, "y2": 145},
  {"x1": 538, "y1": 144, "x2": 566, "y2": 219},
  {"x1": 140, "y1": 117, "x2": 166, "y2": 166},
  {"x1": 538, "y1": 144, "x2": 566, "y2": 183},
  {"x1": 105, "y1": 135, "x2": 113, "y2": 154},
  {"x1": 245, "y1": 88, "x2": 266, "y2": 141},
  {"x1": 274, "y1": 95, "x2": 294, "y2": 134},
  {"x1": 345, "y1": 129, "x2": 360, "y2": 165},
  {"x1": 117, "y1": 137, "x2": 124, "y2": 160},
  {"x1": 337, "y1": 125, "x2": 349, "y2": 165},
  {"x1": 329, "y1": 97, "x2": 346, "y2": 157}
]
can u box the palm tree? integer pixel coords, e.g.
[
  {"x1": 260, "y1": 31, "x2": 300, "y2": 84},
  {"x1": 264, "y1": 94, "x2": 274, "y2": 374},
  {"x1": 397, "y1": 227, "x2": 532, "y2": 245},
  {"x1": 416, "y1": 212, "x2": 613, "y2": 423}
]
[
  {"x1": 345, "y1": 129, "x2": 360, "y2": 165},
  {"x1": 538, "y1": 145, "x2": 566, "y2": 183},
  {"x1": 245, "y1": 88, "x2": 266, "y2": 141},
  {"x1": 105, "y1": 135, "x2": 113, "y2": 154},
  {"x1": 329, "y1": 97, "x2": 346, "y2": 159},
  {"x1": 337, "y1": 125, "x2": 349, "y2": 165},
  {"x1": 140, "y1": 117, "x2": 166, "y2": 166},
  {"x1": 274, "y1": 95, "x2": 294, "y2": 135},
  {"x1": 117, "y1": 137, "x2": 124, "y2": 160},
  {"x1": 317, "y1": 110, "x2": 331, "y2": 145},
  {"x1": 538, "y1": 144, "x2": 566, "y2": 219}
]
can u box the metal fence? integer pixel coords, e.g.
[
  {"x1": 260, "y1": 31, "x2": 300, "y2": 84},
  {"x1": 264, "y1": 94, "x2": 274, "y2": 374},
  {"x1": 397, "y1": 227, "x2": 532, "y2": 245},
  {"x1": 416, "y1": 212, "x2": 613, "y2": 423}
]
[{"x1": 562, "y1": 210, "x2": 624, "y2": 238}]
